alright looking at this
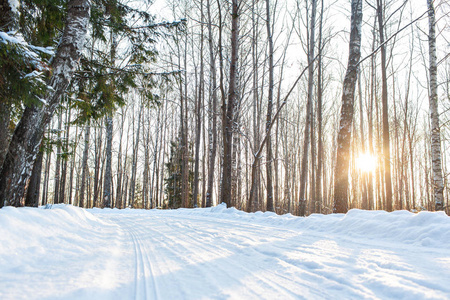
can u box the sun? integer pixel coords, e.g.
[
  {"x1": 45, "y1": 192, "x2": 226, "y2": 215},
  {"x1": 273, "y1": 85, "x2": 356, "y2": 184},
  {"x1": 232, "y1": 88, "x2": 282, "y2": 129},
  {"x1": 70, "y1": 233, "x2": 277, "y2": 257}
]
[{"x1": 355, "y1": 153, "x2": 377, "y2": 173}]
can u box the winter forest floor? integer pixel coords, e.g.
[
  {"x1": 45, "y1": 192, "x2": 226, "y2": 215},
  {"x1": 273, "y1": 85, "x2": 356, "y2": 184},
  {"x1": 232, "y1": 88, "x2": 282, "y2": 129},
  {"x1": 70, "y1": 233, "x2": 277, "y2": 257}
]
[{"x1": 0, "y1": 204, "x2": 449, "y2": 300}]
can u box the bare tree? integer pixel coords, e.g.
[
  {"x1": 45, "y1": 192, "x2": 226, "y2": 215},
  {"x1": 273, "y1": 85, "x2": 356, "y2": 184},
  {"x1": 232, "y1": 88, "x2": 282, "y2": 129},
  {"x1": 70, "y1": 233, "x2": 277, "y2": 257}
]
[
  {"x1": 265, "y1": 0, "x2": 275, "y2": 212},
  {"x1": 79, "y1": 122, "x2": 90, "y2": 208},
  {"x1": 220, "y1": 0, "x2": 239, "y2": 207},
  {"x1": 205, "y1": 0, "x2": 218, "y2": 208},
  {"x1": 376, "y1": 0, "x2": 393, "y2": 212},
  {"x1": 333, "y1": 0, "x2": 363, "y2": 214},
  {"x1": 299, "y1": 0, "x2": 317, "y2": 216},
  {"x1": 427, "y1": 0, "x2": 444, "y2": 211}
]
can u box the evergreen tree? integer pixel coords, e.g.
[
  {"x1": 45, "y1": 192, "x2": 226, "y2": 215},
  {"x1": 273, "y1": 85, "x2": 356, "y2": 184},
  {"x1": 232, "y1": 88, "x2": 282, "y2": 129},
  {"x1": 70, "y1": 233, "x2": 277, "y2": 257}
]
[{"x1": 164, "y1": 141, "x2": 193, "y2": 209}]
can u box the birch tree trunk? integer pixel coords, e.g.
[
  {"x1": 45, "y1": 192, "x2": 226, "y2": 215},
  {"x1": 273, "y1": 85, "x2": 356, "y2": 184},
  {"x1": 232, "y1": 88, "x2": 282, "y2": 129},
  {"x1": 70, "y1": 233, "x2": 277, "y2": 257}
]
[
  {"x1": 333, "y1": 0, "x2": 362, "y2": 214},
  {"x1": 0, "y1": 0, "x2": 90, "y2": 207},
  {"x1": 427, "y1": 0, "x2": 444, "y2": 211}
]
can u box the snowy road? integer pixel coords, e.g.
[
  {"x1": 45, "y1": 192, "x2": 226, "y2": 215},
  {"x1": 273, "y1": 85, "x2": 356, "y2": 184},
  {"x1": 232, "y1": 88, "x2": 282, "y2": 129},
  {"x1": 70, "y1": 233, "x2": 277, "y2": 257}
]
[{"x1": 1, "y1": 205, "x2": 449, "y2": 299}]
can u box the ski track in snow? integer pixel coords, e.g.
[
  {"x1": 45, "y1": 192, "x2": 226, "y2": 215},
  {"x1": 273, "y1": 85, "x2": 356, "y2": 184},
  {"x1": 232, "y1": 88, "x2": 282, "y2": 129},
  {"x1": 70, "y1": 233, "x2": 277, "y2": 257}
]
[
  {"x1": 100, "y1": 209, "x2": 449, "y2": 300},
  {"x1": 0, "y1": 205, "x2": 449, "y2": 300}
]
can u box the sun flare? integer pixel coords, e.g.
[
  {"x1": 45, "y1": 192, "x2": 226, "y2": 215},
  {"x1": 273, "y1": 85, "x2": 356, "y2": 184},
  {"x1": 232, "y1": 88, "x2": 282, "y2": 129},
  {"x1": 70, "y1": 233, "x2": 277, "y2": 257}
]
[{"x1": 356, "y1": 153, "x2": 377, "y2": 173}]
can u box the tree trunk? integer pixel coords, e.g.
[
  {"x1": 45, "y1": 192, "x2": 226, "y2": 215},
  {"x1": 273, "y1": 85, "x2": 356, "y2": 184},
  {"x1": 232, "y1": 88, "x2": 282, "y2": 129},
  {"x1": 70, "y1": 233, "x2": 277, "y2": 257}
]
[
  {"x1": 376, "y1": 0, "x2": 393, "y2": 212},
  {"x1": 249, "y1": 0, "x2": 260, "y2": 212},
  {"x1": 193, "y1": 5, "x2": 204, "y2": 208},
  {"x1": 0, "y1": 0, "x2": 90, "y2": 207},
  {"x1": 25, "y1": 145, "x2": 44, "y2": 207},
  {"x1": 142, "y1": 109, "x2": 150, "y2": 209},
  {"x1": 315, "y1": 0, "x2": 324, "y2": 214},
  {"x1": 79, "y1": 123, "x2": 90, "y2": 208},
  {"x1": 42, "y1": 126, "x2": 52, "y2": 206},
  {"x1": 103, "y1": 114, "x2": 113, "y2": 208},
  {"x1": 68, "y1": 124, "x2": 78, "y2": 205},
  {"x1": 93, "y1": 122, "x2": 102, "y2": 206},
  {"x1": 0, "y1": 100, "x2": 11, "y2": 168},
  {"x1": 0, "y1": 0, "x2": 14, "y2": 168},
  {"x1": 265, "y1": 0, "x2": 274, "y2": 212},
  {"x1": 358, "y1": 69, "x2": 368, "y2": 210},
  {"x1": 367, "y1": 16, "x2": 377, "y2": 210},
  {"x1": 299, "y1": 0, "x2": 317, "y2": 216},
  {"x1": 427, "y1": 0, "x2": 444, "y2": 211},
  {"x1": 333, "y1": 0, "x2": 362, "y2": 214},
  {"x1": 59, "y1": 107, "x2": 70, "y2": 204},
  {"x1": 220, "y1": 0, "x2": 239, "y2": 207},
  {"x1": 115, "y1": 108, "x2": 125, "y2": 209},
  {"x1": 53, "y1": 111, "x2": 62, "y2": 204}
]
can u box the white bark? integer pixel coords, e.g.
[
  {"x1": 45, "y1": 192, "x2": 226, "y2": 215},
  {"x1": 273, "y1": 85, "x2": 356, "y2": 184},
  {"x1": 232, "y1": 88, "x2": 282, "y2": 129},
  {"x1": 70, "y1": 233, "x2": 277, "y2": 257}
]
[
  {"x1": 427, "y1": 0, "x2": 444, "y2": 211},
  {"x1": 0, "y1": 0, "x2": 90, "y2": 207},
  {"x1": 333, "y1": 0, "x2": 362, "y2": 214}
]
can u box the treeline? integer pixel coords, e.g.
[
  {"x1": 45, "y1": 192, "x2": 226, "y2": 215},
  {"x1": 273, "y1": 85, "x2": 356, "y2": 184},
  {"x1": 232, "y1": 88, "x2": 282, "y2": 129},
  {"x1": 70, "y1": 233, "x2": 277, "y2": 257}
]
[{"x1": 0, "y1": 0, "x2": 449, "y2": 215}]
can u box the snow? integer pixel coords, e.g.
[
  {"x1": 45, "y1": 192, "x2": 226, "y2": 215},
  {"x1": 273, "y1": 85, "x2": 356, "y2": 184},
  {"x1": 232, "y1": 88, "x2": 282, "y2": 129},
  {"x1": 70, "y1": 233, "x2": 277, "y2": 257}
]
[
  {"x1": 0, "y1": 31, "x2": 53, "y2": 72},
  {"x1": 8, "y1": 0, "x2": 19, "y2": 14},
  {"x1": 0, "y1": 204, "x2": 449, "y2": 299}
]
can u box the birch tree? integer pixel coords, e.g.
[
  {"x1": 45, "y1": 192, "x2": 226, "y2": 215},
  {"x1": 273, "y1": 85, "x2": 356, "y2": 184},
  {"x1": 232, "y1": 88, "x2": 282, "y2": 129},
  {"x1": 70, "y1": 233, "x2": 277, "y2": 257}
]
[
  {"x1": 333, "y1": 0, "x2": 362, "y2": 214},
  {"x1": 427, "y1": 0, "x2": 444, "y2": 211},
  {"x1": 0, "y1": 0, "x2": 90, "y2": 207}
]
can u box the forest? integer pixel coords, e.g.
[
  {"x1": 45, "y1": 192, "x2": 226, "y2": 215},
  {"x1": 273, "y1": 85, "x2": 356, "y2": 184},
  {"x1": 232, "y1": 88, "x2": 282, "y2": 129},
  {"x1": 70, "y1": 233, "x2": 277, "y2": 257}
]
[{"x1": 0, "y1": 0, "x2": 449, "y2": 216}]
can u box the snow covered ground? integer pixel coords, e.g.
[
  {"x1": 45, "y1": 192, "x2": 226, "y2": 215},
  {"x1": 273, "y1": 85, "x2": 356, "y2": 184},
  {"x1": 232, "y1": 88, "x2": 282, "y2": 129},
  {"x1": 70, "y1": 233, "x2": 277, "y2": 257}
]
[{"x1": 0, "y1": 204, "x2": 449, "y2": 300}]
